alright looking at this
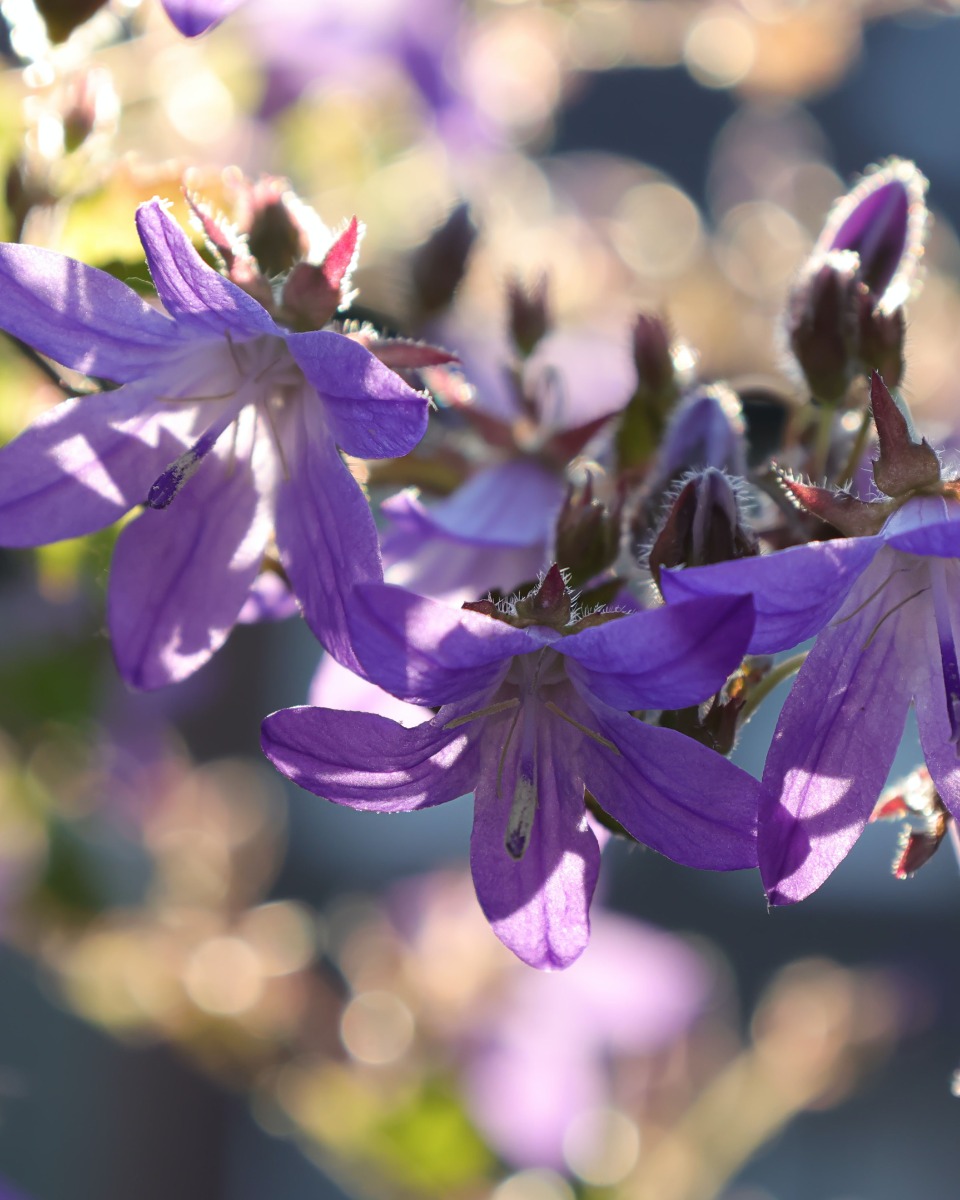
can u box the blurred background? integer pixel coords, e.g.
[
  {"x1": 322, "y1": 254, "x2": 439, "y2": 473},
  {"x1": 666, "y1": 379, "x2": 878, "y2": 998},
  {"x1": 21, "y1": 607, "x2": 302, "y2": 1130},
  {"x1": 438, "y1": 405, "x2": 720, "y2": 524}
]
[{"x1": 0, "y1": 1, "x2": 959, "y2": 1197}]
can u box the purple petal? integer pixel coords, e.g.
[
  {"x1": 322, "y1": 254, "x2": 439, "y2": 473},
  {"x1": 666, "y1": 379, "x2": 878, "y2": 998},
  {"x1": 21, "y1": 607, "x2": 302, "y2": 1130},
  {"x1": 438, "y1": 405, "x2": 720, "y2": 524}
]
[
  {"x1": 0, "y1": 243, "x2": 185, "y2": 381},
  {"x1": 0, "y1": 387, "x2": 199, "y2": 546},
  {"x1": 470, "y1": 712, "x2": 600, "y2": 969},
  {"x1": 347, "y1": 583, "x2": 544, "y2": 705},
  {"x1": 308, "y1": 654, "x2": 430, "y2": 726},
  {"x1": 882, "y1": 494, "x2": 960, "y2": 557},
  {"x1": 108, "y1": 426, "x2": 273, "y2": 689},
  {"x1": 383, "y1": 460, "x2": 564, "y2": 548},
  {"x1": 162, "y1": 0, "x2": 245, "y2": 35},
  {"x1": 561, "y1": 594, "x2": 754, "y2": 710},
  {"x1": 829, "y1": 180, "x2": 908, "y2": 296},
  {"x1": 273, "y1": 396, "x2": 382, "y2": 674},
  {"x1": 285, "y1": 330, "x2": 428, "y2": 459},
  {"x1": 578, "y1": 702, "x2": 758, "y2": 870},
  {"x1": 913, "y1": 563, "x2": 960, "y2": 817},
  {"x1": 237, "y1": 570, "x2": 299, "y2": 623},
  {"x1": 660, "y1": 536, "x2": 882, "y2": 654},
  {"x1": 758, "y1": 551, "x2": 914, "y2": 904},
  {"x1": 136, "y1": 201, "x2": 280, "y2": 339},
  {"x1": 261, "y1": 705, "x2": 479, "y2": 811},
  {"x1": 382, "y1": 507, "x2": 549, "y2": 602}
]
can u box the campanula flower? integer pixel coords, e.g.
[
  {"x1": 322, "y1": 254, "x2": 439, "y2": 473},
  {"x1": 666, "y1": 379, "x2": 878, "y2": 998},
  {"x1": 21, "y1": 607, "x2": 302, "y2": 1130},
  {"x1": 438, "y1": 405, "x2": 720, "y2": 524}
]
[
  {"x1": 382, "y1": 324, "x2": 635, "y2": 601},
  {"x1": 262, "y1": 567, "x2": 758, "y2": 969},
  {"x1": 0, "y1": 200, "x2": 428, "y2": 687},
  {"x1": 661, "y1": 376, "x2": 960, "y2": 904}
]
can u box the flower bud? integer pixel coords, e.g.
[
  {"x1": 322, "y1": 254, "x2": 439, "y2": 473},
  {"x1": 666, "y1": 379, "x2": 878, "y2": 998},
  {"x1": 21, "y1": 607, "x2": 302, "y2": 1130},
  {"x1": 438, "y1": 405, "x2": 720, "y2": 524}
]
[
  {"x1": 411, "y1": 203, "x2": 477, "y2": 316},
  {"x1": 655, "y1": 383, "x2": 747, "y2": 484},
  {"x1": 815, "y1": 158, "x2": 928, "y2": 312},
  {"x1": 507, "y1": 275, "x2": 550, "y2": 357},
  {"x1": 786, "y1": 251, "x2": 862, "y2": 404},
  {"x1": 553, "y1": 474, "x2": 619, "y2": 587},
  {"x1": 648, "y1": 468, "x2": 757, "y2": 588},
  {"x1": 615, "y1": 314, "x2": 680, "y2": 472}
]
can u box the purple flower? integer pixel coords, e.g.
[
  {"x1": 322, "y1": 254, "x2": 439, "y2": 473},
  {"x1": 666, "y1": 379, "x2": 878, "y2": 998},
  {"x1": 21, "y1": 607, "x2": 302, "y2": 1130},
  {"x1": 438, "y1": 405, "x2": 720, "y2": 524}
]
[
  {"x1": 161, "y1": 0, "x2": 245, "y2": 37},
  {"x1": 463, "y1": 910, "x2": 711, "y2": 1167},
  {"x1": 0, "y1": 200, "x2": 428, "y2": 687},
  {"x1": 661, "y1": 403, "x2": 960, "y2": 903},
  {"x1": 383, "y1": 325, "x2": 635, "y2": 601},
  {"x1": 262, "y1": 569, "x2": 758, "y2": 969}
]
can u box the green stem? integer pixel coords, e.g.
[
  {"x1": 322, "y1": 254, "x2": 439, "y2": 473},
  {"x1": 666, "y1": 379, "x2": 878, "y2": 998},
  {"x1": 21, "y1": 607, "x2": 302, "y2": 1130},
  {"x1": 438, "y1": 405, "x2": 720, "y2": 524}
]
[
  {"x1": 810, "y1": 404, "x2": 835, "y2": 482},
  {"x1": 740, "y1": 652, "x2": 808, "y2": 724},
  {"x1": 836, "y1": 406, "x2": 873, "y2": 490}
]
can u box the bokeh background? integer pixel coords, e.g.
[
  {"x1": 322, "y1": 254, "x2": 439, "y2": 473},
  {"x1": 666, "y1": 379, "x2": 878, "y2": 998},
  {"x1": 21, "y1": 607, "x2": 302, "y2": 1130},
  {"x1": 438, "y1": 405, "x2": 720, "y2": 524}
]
[{"x1": 0, "y1": 2, "x2": 959, "y2": 1198}]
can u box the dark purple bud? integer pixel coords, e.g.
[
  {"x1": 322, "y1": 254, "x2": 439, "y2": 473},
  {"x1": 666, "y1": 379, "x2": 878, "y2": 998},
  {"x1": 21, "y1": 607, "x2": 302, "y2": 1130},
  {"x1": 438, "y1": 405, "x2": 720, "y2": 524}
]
[
  {"x1": 816, "y1": 159, "x2": 928, "y2": 309},
  {"x1": 786, "y1": 251, "x2": 862, "y2": 405},
  {"x1": 553, "y1": 474, "x2": 619, "y2": 587},
  {"x1": 655, "y1": 383, "x2": 747, "y2": 483},
  {"x1": 858, "y1": 301, "x2": 905, "y2": 389},
  {"x1": 411, "y1": 203, "x2": 477, "y2": 316},
  {"x1": 649, "y1": 468, "x2": 758, "y2": 588},
  {"x1": 513, "y1": 563, "x2": 571, "y2": 629},
  {"x1": 631, "y1": 313, "x2": 676, "y2": 401},
  {"x1": 507, "y1": 274, "x2": 550, "y2": 357},
  {"x1": 869, "y1": 372, "x2": 941, "y2": 497},
  {"x1": 616, "y1": 314, "x2": 680, "y2": 472}
]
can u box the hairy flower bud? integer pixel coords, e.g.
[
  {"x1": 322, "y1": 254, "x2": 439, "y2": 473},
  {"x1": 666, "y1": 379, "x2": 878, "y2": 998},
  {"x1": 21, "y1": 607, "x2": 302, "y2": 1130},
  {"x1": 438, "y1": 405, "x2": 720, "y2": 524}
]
[
  {"x1": 507, "y1": 275, "x2": 550, "y2": 357},
  {"x1": 553, "y1": 474, "x2": 619, "y2": 587},
  {"x1": 815, "y1": 158, "x2": 928, "y2": 313},
  {"x1": 648, "y1": 468, "x2": 758, "y2": 588},
  {"x1": 615, "y1": 314, "x2": 681, "y2": 472},
  {"x1": 410, "y1": 203, "x2": 477, "y2": 316},
  {"x1": 786, "y1": 251, "x2": 863, "y2": 404}
]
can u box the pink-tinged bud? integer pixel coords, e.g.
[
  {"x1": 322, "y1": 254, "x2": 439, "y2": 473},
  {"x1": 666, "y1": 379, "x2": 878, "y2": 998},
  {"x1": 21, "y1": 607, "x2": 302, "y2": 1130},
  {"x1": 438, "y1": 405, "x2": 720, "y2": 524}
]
[
  {"x1": 649, "y1": 468, "x2": 757, "y2": 587},
  {"x1": 507, "y1": 274, "x2": 550, "y2": 357},
  {"x1": 61, "y1": 67, "x2": 118, "y2": 154},
  {"x1": 553, "y1": 474, "x2": 619, "y2": 587},
  {"x1": 777, "y1": 471, "x2": 891, "y2": 537},
  {"x1": 815, "y1": 158, "x2": 928, "y2": 313},
  {"x1": 869, "y1": 372, "x2": 941, "y2": 497},
  {"x1": 616, "y1": 314, "x2": 680, "y2": 471},
  {"x1": 282, "y1": 218, "x2": 363, "y2": 330},
  {"x1": 411, "y1": 203, "x2": 477, "y2": 316},
  {"x1": 513, "y1": 563, "x2": 571, "y2": 629},
  {"x1": 245, "y1": 180, "x2": 311, "y2": 276},
  {"x1": 786, "y1": 251, "x2": 863, "y2": 404}
]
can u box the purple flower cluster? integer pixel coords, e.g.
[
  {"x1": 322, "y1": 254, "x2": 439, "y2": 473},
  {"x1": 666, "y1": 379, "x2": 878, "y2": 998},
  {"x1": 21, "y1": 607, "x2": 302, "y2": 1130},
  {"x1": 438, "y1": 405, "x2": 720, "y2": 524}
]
[{"x1": 0, "y1": 153, "x2": 949, "y2": 967}]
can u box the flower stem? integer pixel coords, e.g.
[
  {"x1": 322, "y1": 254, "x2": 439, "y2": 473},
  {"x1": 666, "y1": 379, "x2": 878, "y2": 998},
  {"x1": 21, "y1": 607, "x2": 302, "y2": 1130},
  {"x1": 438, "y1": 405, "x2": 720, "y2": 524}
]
[{"x1": 837, "y1": 406, "x2": 874, "y2": 489}]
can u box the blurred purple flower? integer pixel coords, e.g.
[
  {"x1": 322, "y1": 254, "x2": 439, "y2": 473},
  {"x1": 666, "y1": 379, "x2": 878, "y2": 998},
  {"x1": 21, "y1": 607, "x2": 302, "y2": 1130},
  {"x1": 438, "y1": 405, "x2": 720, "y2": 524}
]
[
  {"x1": 262, "y1": 572, "x2": 758, "y2": 969},
  {"x1": 463, "y1": 911, "x2": 711, "y2": 1167},
  {"x1": 161, "y1": 0, "x2": 245, "y2": 37},
  {"x1": 383, "y1": 326, "x2": 635, "y2": 601},
  {"x1": 0, "y1": 200, "x2": 428, "y2": 687},
  {"x1": 652, "y1": 383, "x2": 747, "y2": 487},
  {"x1": 662, "y1": 489, "x2": 960, "y2": 905},
  {"x1": 238, "y1": 0, "x2": 488, "y2": 147}
]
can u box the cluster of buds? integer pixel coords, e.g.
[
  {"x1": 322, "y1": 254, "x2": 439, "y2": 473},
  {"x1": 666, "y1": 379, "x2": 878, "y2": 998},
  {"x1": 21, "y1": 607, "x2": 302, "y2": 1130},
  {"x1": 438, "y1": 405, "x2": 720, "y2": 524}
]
[{"x1": 786, "y1": 160, "x2": 927, "y2": 404}]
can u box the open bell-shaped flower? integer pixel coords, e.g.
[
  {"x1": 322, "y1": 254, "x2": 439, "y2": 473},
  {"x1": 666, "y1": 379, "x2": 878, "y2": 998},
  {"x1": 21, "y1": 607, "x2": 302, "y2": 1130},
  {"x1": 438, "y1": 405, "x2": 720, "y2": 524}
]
[{"x1": 262, "y1": 566, "x2": 759, "y2": 969}]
